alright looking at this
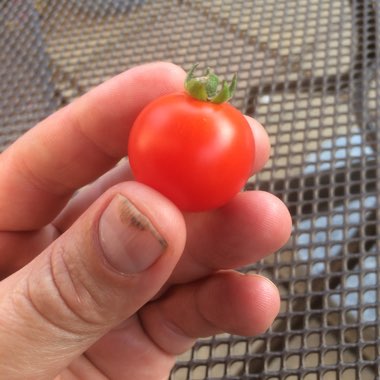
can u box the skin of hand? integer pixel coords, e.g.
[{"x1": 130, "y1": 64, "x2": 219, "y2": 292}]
[{"x1": 0, "y1": 62, "x2": 292, "y2": 380}]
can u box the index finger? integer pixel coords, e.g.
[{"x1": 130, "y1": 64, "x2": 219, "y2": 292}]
[{"x1": 0, "y1": 62, "x2": 186, "y2": 231}]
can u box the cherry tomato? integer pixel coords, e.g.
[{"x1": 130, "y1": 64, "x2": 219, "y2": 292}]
[{"x1": 128, "y1": 66, "x2": 255, "y2": 212}]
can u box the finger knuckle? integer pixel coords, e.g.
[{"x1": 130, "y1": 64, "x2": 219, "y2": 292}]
[{"x1": 21, "y1": 239, "x2": 113, "y2": 335}]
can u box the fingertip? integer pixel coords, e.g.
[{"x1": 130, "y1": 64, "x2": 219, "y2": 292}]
[
  {"x1": 125, "y1": 61, "x2": 186, "y2": 95},
  {"x1": 225, "y1": 273, "x2": 280, "y2": 335},
  {"x1": 74, "y1": 61, "x2": 188, "y2": 159},
  {"x1": 217, "y1": 190, "x2": 292, "y2": 259},
  {"x1": 198, "y1": 272, "x2": 280, "y2": 337},
  {"x1": 243, "y1": 190, "x2": 292, "y2": 252},
  {"x1": 245, "y1": 116, "x2": 271, "y2": 174},
  {"x1": 243, "y1": 274, "x2": 281, "y2": 335},
  {"x1": 260, "y1": 191, "x2": 292, "y2": 250}
]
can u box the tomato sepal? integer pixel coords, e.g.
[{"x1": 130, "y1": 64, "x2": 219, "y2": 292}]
[{"x1": 184, "y1": 64, "x2": 237, "y2": 104}]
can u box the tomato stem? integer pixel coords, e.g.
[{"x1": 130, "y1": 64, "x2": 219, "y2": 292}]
[{"x1": 184, "y1": 64, "x2": 237, "y2": 104}]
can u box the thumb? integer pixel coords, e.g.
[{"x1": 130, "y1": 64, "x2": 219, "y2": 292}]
[{"x1": 0, "y1": 182, "x2": 186, "y2": 380}]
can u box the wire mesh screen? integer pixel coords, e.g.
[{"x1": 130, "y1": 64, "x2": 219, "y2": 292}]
[{"x1": 1, "y1": 0, "x2": 379, "y2": 379}]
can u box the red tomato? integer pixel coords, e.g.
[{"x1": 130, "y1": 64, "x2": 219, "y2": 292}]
[{"x1": 128, "y1": 92, "x2": 254, "y2": 212}]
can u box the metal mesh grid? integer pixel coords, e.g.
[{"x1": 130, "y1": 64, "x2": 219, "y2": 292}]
[{"x1": 1, "y1": 0, "x2": 379, "y2": 379}]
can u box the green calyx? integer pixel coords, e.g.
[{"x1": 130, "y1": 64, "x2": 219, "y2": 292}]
[{"x1": 184, "y1": 64, "x2": 237, "y2": 104}]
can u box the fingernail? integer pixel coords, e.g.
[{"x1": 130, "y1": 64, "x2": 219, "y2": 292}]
[{"x1": 99, "y1": 194, "x2": 168, "y2": 274}]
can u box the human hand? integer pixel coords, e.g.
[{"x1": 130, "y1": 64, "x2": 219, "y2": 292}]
[{"x1": 0, "y1": 62, "x2": 291, "y2": 380}]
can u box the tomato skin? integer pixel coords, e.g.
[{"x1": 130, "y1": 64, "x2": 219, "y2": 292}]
[{"x1": 128, "y1": 92, "x2": 254, "y2": 212}]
